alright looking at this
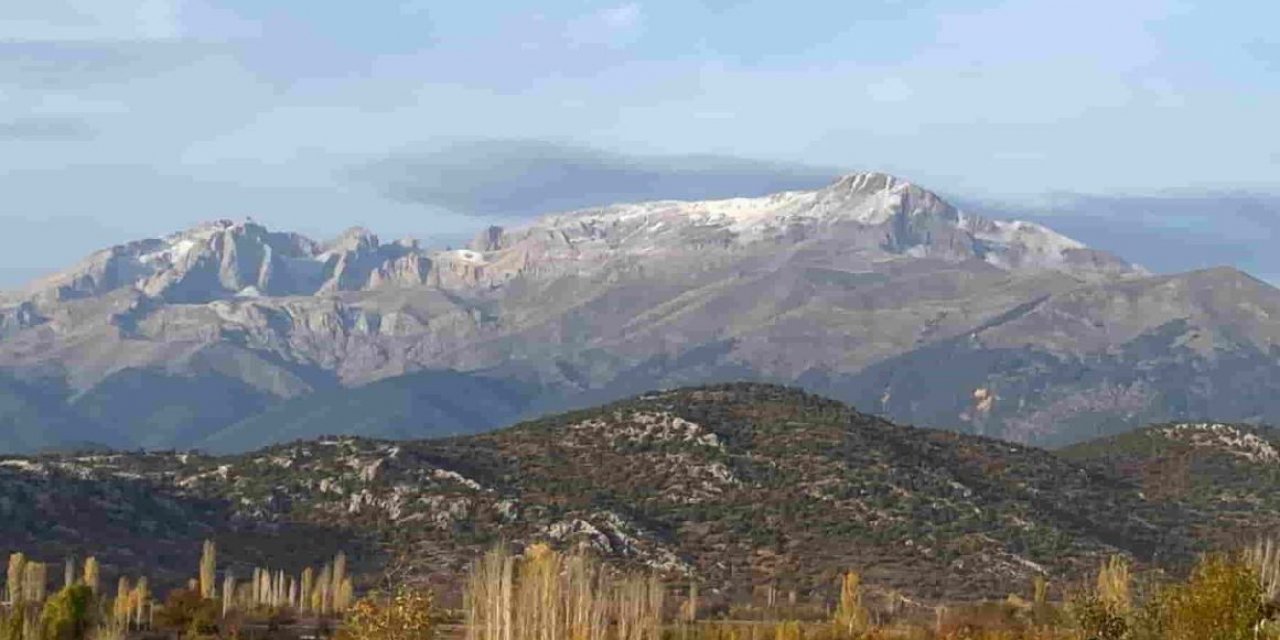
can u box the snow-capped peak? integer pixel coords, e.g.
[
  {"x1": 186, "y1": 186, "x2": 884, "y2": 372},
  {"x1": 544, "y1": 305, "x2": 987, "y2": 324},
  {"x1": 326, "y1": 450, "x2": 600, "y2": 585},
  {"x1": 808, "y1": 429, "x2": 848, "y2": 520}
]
[
  {"x1": 13, "y1": 173, "x2": 1137, "y2": 307},
  {"x1": 17, "y1": 217, "x2": 440, "y2": 303},
  {"x1": 135, "y1": 220, "x2": 239, "y2": 267},
  {"x1": 491, "y1": 172, "x2": 1133, "y2": 279}
]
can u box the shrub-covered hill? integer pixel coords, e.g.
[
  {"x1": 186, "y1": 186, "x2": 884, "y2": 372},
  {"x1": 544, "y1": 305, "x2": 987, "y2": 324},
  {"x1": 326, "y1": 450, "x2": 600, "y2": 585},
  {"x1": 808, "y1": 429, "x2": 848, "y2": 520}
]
[
  {"x1": 0, "y1": 456, "x2": 359, "y2": 591},
  {"x1": 1059, "y1": 421, "x2": 1280, "y2": 548},
  {"x1": 4, "y1": 384, "x2": 1198, "y2": 602}
]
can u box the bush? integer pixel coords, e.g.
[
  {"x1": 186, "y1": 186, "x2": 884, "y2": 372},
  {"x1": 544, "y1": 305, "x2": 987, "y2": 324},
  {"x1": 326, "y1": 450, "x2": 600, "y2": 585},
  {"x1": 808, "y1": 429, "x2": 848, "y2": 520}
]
[
  {"x1": 154, "y1": 589, "x2": 220, "y2": 637},
  {"x1": 1069, "y1": 592, "x2": 1129, "y2": 640},
  {"x1": 1142, "y1": 555, "x2": 1263, "y2": 640},
  {"x1": 39, "y1": 585, "x2": 96, "y2": 640},
  {"x1": 338, "y1": 588, "x2": 433, "y2": 640}
]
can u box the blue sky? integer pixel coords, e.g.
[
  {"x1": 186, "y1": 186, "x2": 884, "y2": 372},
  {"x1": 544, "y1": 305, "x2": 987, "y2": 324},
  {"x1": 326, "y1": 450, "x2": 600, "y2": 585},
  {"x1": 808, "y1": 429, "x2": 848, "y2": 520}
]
[{"x1": 1, "y1": 0, "x2": 1278, "y2": 285}]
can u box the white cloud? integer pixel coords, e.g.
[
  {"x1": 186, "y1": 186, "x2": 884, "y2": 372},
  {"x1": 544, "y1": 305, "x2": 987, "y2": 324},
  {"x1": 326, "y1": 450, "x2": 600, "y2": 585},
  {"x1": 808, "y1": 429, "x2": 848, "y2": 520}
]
[{"x1": 0, "y1": 0, "x2": 182, "y2": 42}]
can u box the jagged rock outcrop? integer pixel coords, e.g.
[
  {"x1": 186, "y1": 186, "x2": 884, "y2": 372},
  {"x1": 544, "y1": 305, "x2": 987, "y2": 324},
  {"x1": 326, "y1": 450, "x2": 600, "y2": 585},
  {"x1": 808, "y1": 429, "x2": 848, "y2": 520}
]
[
  {"x1": 15, "y1": 221, "x2": 441, "y2": 307},
  {"x1": 135, "y1": 221, "x2": 320, "y2": 301},
  {"x1": 0, "y1": 302, "x2": 43, "y2": 337}
]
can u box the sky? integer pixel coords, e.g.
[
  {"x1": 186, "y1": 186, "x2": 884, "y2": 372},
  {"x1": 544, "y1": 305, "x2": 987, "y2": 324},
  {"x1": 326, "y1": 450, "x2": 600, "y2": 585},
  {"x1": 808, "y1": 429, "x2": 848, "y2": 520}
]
[{"x1": 1, "y1": 0, "x2": 1278, "y2": 285}]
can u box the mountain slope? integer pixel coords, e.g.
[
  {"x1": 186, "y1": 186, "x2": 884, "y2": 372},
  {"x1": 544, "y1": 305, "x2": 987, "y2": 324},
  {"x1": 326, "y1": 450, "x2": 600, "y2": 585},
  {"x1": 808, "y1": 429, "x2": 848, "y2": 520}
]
[
  {"x1": 5, "y1": 384, "x2": 1198, "y2": 603},
  {"x1": 1060, "y1": 421, "x2": 1280, "y2": 547},
  {"x1": 197, "y1": 369, "x2": 535, "y2": 453},
  {"x1": 71, "y1": 367, "x2": 281, "y2": 449},
  {"x1": 2, "y1": 172, "x2": 1276, "y2": 451},
  {"x1": 0, "y1": 374, "x2": 119, "y2": 452},
  {"x1": 0, "y1": 455, "x2": 360, "y2": 591},
  {"x1": 830, "y1": 267, "x2": 1280, "y2": 444}
]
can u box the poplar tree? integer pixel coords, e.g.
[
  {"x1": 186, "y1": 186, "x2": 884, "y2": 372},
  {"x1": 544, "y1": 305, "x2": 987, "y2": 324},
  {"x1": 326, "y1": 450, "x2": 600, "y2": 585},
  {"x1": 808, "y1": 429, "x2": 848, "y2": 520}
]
[
  {"x1": 81, "y1": 558, "x2": 99, "y2": 594},
  {"x1": 199, "y1": 540, "x2": 217, "y2": 600},
  {"x1": 7, "y1": 553, "x2": 26, "y2": 605}
]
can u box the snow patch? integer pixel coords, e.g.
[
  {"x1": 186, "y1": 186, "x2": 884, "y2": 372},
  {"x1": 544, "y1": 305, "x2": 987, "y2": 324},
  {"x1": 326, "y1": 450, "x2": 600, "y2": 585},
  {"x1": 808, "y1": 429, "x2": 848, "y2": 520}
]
[
  {"x1": 138, "y1": 238, "x2": 198, "y2": 266},
  {"x1": 452, "y1": 249, "x2": 486, "y2": 264}
]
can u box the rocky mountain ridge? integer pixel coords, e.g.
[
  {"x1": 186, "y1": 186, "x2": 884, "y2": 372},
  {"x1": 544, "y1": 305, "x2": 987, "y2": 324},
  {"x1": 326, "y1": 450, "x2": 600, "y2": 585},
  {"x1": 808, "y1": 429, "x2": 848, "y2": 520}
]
[
  {"x1": 17, "y1": 219, "x2": 437, "y2": 305},
  {"x1": 1, "y1": 172, "x2": 1277, "y2": 453},
  {"x1": 461, "y1": 172, "x2": 1140, "y2": 287},
  {"x1": 10, "y1": 173, "x2": 1138, "y2": 309}
]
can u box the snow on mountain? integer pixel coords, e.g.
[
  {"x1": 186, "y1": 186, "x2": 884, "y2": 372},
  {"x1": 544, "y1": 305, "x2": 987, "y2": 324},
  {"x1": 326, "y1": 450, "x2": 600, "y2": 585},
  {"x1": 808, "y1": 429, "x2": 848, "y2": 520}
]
[
  {"x1": 476, "y1": 172, "x2": 1138, "y2": 279},
  {"x1": 16, "y1": 220, "x2": 435, "y2": 304},
  {"x1": 8, "y1": 172, "x2": 1137, "y2": 307},
  {"x1": 2, "y1": 173, "x2": 1278, "y2": 456},
  {"x1": 137, "y1": 238, "x2": 198, "y2": 267}
]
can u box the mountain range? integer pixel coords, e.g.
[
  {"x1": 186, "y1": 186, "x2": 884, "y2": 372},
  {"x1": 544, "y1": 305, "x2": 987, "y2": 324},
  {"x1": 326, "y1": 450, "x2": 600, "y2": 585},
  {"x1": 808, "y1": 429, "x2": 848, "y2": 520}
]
[{"x1": 2, "y1": 172, "x2": 1278, "y2": 453}]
